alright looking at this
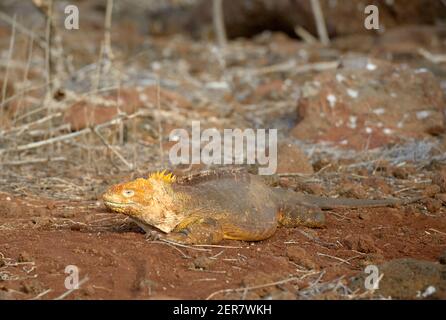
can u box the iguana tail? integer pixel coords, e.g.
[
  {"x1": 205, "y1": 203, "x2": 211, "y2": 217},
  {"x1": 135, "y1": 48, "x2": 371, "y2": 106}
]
[
  {"x1": 272, "y1": 188, "x2": 326, "y2": 228},
  {"x1": 297, "y1": 194, "x2": 425, "y2": 210}
]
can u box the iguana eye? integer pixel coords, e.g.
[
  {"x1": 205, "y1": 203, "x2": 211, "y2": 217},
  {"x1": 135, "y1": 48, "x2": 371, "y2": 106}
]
[{"x1": 122, "y1": 190, "x2": 135, "y2": 198}]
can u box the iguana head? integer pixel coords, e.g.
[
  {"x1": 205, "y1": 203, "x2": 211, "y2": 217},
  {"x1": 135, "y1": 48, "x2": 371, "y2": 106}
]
[{"x1": 103, "y1": 171, "x2": 186, "y2": 233}]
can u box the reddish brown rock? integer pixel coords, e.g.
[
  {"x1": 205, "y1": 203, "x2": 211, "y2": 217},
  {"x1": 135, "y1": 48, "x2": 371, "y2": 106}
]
[
  {"x1": 423, "y1": 185, "x2": 441, "y2": 198},
  {"x1": 285, "y1": 246, "x2": 318, "y2": 270},
  {"x1": 424, "y1": 198, "x2": 442, "y2": 214},
  {"x1": 277, "y1": 142, "x2": 314, "y2": 175},
  {"x1": 63, "y1": 86, "x2": 191, "y2": 131},
  {"x1": 191, "y1": 256, "x2": 214, "y2": 270},
  {"x1": 435, "y1": 193, "x2": 446, "y2": 205},
  {"x1": 291, "y1": 58, "x2": 445, "y2": 150},
  {"x1": 349, "y1": 258, "x2": 446, "y2": 299},
  {"x1": 338, "y1": 181, "x2": 368, "y2": 199},
  {"x1": 343, "y1": 234, "x2": 380, "y2": 254},
  {"x1": 432, "y1": 171, "x2": 446, "y2": 193},
  {"x1": 241, "y1": 271, "x2": 279, "y2": 297}
]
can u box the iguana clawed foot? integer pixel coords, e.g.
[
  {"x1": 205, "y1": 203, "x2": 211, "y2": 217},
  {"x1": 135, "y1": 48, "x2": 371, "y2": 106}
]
[
  {"x1": 145, "y1": 230, "x2": 162, "y2": 241},
  {"x1": 144, "y1": 218, "x2": 224, "y2": 245}
]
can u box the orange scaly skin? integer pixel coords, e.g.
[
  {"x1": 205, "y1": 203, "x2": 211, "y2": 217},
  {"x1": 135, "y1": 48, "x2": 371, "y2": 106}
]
[{"x1": 103, "y1": 169, "x2": 422, "y2": 244}]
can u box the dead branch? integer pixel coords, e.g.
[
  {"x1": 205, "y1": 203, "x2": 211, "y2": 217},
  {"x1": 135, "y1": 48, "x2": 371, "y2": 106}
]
[
  {"x1": 213, "y1": 0, "x2": 227, "y2": 48},
  {"x1": 310, "y1": 0, "x2": 330, "y2": 45},
  {"x1": 0, "y1": 110, "x2": 147, "y2": 155}
]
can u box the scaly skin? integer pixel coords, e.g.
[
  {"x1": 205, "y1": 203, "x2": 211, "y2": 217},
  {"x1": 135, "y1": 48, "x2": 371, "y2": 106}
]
[{"x1": 103, "y1": 169, "x2": 423, "y2": 244}]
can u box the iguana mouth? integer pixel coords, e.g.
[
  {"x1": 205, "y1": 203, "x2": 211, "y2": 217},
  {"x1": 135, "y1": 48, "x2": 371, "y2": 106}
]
[{"x1": 103, "y1": 201, "x2": 133, "y2": 207}]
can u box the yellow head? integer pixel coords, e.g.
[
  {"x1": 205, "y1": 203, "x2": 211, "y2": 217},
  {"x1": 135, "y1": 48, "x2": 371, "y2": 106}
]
[{"x1": 102, "y1": 171, "x2": 182, "y2": 233}]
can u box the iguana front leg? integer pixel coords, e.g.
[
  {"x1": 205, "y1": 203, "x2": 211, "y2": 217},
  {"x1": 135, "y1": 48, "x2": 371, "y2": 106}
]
[{"x1": 148, "y1": 217, "x2": 224, "y2": 245}]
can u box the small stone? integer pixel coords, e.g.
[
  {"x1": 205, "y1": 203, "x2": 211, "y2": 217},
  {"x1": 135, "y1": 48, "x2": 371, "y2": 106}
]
[
  {"x1": 358, "y1": 212, "x2": 371, "y2": 221},
  {"x1": 343, "y1": 235, "x2": 380, "y2": 254},
  {"x1": 70, "y1": 224, "x2": 82, "y2": 231},
  {"x1": 435, "y1": 193, "x2": 446, "y2": 204},
  {"x1": 363, "y1": 253, "x2": 385, "y2": 265},
  {"x1": 303, "y1": 183, "x2": 325, "y2": 196},
  {"x1": 338, "y1": 182, "x2": 367, "y2": 199},
  {"x1": 404, "y1": 205, "x2": 420, "y2": 217},
  {"x1": 45, "y1": 201, "x2": 57, "y2": 210},
  {"x1": 312, "y1": 159, "x2": 333, "y2": 173},
  {"x1": 18, "y1": 252, "x2": 32, "y2": 263},
  {"x1": 276, "y1": 142, "x2": 314, "y2": 175},
  {"x1": 432, "y1": 171, "x2": 446, "y2": 193},
  {"x1": 241, "y1": 271, "x2": 278, "y2": 297},
  {"x1": 424, "y1": 185, "x2": 441, "y2": 198},
  {"x1": 363, "y1": 177, "x2": 392, "y2": 195},
  {"x1": 393, "y1": 167, "x2": 409, "y2": 179},
  {"x1": 82, "y1": 285, "x2": 96, "y2": 296},
  {"x1": 285, "y1": 246, "x2": 318, "y2": 270},
  {"x1": 295, "y1": 182, "x2": 325, "y2": 196},
  {"x1": 192, "y1": 256, "x2": 214, "y2": 270},
  {"x1": 20, "y1": 280, "x2": 44, "y2": 295},
  {"x1": 424, "y1": 198, "x2": 442, "y2": 213}
]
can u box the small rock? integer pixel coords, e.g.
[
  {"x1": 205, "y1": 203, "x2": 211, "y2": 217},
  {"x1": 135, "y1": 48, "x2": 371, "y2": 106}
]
[
  {"x1": 312, "y1": 159, "x2": 334, "y2": 173},
  {"x1": 276, "y1": 142, "x2": 314, "y2": 175},
  {"x1": 350, "y1": 258, "x2": 446, "y2": 299},
  {"x1": 20, "y1": 280, "x2": 44, "y2": 295},
  {"x1": 360, "y1": 253, "x2": 385, "y2": 267},
  {"x1": 82, "y1": 285, "x2": 96, "y2": 296},
  {"x1": 338, "y1": 181, "x2": 367, "y2": 199},
  {"x1": 425, "y1": 185, "x2": 441, "y2": 198},
  {"x1": 70, "y1": 224, "x2": 82, "y2": 231},
  {"x1": 304, "y1": 183, "x2": 325, "y2": 196},
  {"x1": 18, "y1": 251, "x2": 32, "y2": 263},
  {"x1": 424, "y1": 198, "x2": 442, "y2": 214},
  {"x1": 363, "y1": 177, "x2": 392, "y2": 195},
  {"x1": 374, "y1": 160, "x2": 392, "y2": 176},
  {"x1": 45, "y1": 201, "x2": 57, "y2": 210},
  {"x1": 404, "y1": 205, "x2": 420, "y2": 217},
  {"x1": 285, "y1": 246, "x2": 318, "y2": 270},
  {"x1": 192, "y1": 256, "x2": 214, "y2": 270},
  {"x1": 295, "y1": 182, "x2": 326, "y2": 196},
  {"x1": 241, "y1": 271, "x2": 279, "y2": 297},
  {"x1": 358, "y1": 212, "x2": 371, "y2": 221},
  {"x1": 392, "y1": 167, "x2": 409, "y2": 179},
  {"x1": 343, "y1": 235, "x2": 380, "y2": 254},
  {"x1": 432, "y1": 171, "x2": 446, "y2": 193},
  {"x1": 435, "y1": 193, "x2": 446, "y2": 204}
]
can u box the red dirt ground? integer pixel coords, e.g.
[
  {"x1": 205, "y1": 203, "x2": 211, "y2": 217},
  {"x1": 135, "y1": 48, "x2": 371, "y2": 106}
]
[{"x1": 1, "y1": 187, "x2": 445, "y2": 300}]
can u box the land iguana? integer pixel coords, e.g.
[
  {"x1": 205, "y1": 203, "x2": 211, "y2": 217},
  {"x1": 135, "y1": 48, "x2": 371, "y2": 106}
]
[{"x1": 103, "y1": 169, "x2": 423, "y2": 244}]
